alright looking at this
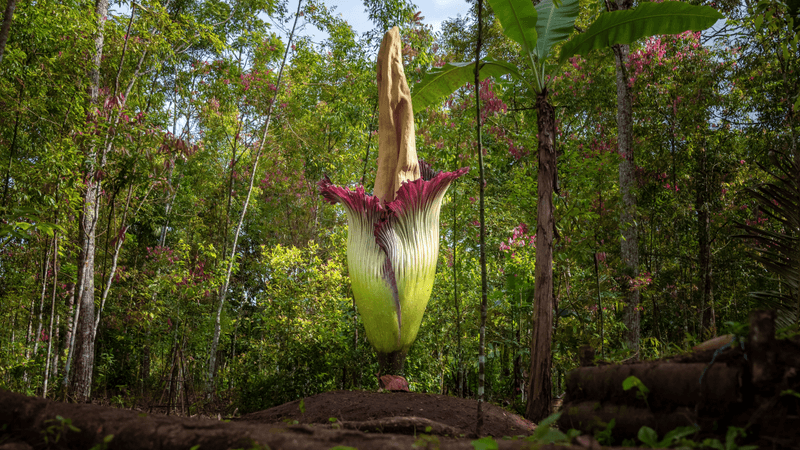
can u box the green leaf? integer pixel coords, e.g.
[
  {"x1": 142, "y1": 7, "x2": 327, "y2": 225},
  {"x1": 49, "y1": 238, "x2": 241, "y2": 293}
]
[
  {"x1": 638, "y1": 426, "x2": 659, "y2": 447},
  {"x1": 558, "y1": 2, "x2": 724, "y2": 62},
  {"x1": 661, "y1": 425, "x2": 699, "y2": 444},
  {"x1": 534, "y1": 0, "x2": 581, "y2": 61},
  {"x1": 471, "y1": 436, "x2": 499, "y2": 450},
  {"x1": 536, "y1": 411, "x2": 562, "y2": 428},
  {"x1": 622, "y1": 375, "x2": 649, "y2": 395},
  {"x1": 486, "y1": 0, "x2": 538, "y2": 57},
  {"x1": 412, "y1": 59, "x2": 525, "y2": 113}
]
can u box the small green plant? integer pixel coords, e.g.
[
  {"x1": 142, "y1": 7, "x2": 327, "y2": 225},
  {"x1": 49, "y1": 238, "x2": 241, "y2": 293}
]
[
  {"x1": 413, "y1": 433, "x2": 440, "y2": 449},
  {"x1": 88, "y1": 434, "x2": 114, "y2": 450},
  {"x1": 781, "y1": 389, "x2": 800, "y2": 399},
  {"x1": 298, "y1": 398, "x2": 305, "y2": 414},
  {"x1": 594, "y1": 418, "x2": 616, "y2": 446},
  {"x1": 623, "y1": 375, "x2": 650, "y2": 408},
  {"x1": 696, "y1": 427, "x2": 757, "y2": 450},
  {"x1": 637, "y1": 425, "x2": 698, "y2": 448},
  {"x1": 42, "y1": 415, "x2": 80, "y2": 446},
  {"x1": 471, "y1": 436, "x2": 499, "y2": 450},
  {"x1": 522, "y1": 412, "x2": 579, "y2": 445}
]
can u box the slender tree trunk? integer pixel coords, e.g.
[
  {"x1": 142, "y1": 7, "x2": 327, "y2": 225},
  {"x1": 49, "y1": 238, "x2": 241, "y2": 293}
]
[
  {"x1": 2, "y1": 107, "x2": 20, "y2": 207},
  {"x1": 61, "y1": 283, "x2": 74, "y2": 382},
  {"x1": 34, "y1": 240, "x2": 53, "y2": 358},
  {"x1": 453, "y1": 155, "x2": 463, "y2": 398},
  {"x1": 613, "y1": 38, "x2": 639, "y2": 356},
  {"x1": 69, "y1": 0, "x2": 109, "y2": 402},
  {"x1": 609, "y1": 0, "x2": 639, "y2": 357},
  {"x1": 207, "y1": 0, "x2": 301, "y2": 390},
  {"x1": 526, "y1": 90, "x2": 555, "y2": 422},
  {"x1": 696, "y1": 145, "x2": 715, "y2": 337},
  {"x1": 93, "y1": 182, "x2": 152, "y2": 341},
  {"x1": 0, "y1": 0, "x2": 17, "y2": 64},
  {"x1": 43, "y1": 233, "x2": 59, "y2": 397},
  {"x1": 474, "y1": 0, "x2": 488, "y2": 436}
]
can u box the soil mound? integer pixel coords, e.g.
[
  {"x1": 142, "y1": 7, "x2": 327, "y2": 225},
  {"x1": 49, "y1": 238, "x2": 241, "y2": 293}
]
[
  {"x1": 238, "y1": 390, "x2": 535, "y2": 438},
  {"x1": 0, "y1": 389, "x2": 551, "y2": 450}
]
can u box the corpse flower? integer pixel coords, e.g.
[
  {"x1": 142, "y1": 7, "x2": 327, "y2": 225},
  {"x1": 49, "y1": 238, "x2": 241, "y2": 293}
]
[{"x1": 318, "y1": 27, "x2": 468, "y2": 375}]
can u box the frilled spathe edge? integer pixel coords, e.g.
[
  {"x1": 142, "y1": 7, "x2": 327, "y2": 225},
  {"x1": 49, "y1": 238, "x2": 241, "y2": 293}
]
[
  {"x1": 317, "y1": 166, "x2": 470, "y2": 245},
  {"x1": 317, "y1": 166, "x2": 469, "y2": 351}
]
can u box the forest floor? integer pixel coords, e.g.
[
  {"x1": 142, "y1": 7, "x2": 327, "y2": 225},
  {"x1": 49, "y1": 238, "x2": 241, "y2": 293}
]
[{"x1": 0, "y1": 387, "x2": 630, "y2": 450}]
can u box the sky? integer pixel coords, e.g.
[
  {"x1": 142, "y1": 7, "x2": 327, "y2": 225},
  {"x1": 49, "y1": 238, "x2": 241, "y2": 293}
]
[{"x1": 293, "y1": 0, "x2": 474, "y2": 45}]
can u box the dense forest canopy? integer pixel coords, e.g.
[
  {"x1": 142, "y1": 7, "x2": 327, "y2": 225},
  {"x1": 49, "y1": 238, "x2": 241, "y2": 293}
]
[{"x1": 0, "y1": 0, "x2": 798, "y2": 420}]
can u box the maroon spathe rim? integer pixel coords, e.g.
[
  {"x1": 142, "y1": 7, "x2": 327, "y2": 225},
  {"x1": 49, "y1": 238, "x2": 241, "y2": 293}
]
[
  {"x1": 383, "y1": 166, "x2": 470, "y2": 218},
  {"x1": 317, "y1": 167, "x2": 469, "y2": 222}
]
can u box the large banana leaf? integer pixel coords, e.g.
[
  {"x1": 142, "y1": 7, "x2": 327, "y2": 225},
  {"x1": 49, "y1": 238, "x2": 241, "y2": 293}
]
[
  {"x1": 558, "y1": 1, "x2": 724, "y2": 63},
  {"x1": 486, "y1": 0, "x2": 538, "y2": 57},
  {"x1": 411, "y1": 59, "x2": 525, "y2": 113},
  {"x1": 535, "y1": 0, "x2": 581, "y2": 61}
]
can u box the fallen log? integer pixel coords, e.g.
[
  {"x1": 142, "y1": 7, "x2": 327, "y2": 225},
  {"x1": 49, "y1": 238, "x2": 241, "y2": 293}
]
[
  {"x1": 564, "y1": 360, "x2": 744, "y2": 412},
  {"x1": 558, "y1": 310, "x2": 800, "y2": 449}
]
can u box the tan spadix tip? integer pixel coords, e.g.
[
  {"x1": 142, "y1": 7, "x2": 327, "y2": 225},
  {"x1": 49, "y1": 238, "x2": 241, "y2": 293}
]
[{"x1": 373, "y1": 26, "x2": 420, "y2": 205}]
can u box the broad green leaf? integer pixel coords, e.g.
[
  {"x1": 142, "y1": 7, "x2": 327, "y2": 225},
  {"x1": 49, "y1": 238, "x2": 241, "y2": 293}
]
[
  {"x1": 637, "y1": 426, "x2": 658, "y2": 447},
  {"x1": 486, "y1": 0, "x2": 538, "y2": 57},
  {"x1": 535, "y1": 0, "x2": 581, "y2": 61},
  {"x1": 558, "y1": 2, "x2": 724, "y2": 62},
  {"x1": 412, "y1": 59, "x2": 525, "y2": 113}
]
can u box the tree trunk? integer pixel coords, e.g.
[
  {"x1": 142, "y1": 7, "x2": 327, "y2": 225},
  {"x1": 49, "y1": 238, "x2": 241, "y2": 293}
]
[
  {"x1": 69, "y1": 0, "x2": 109, "y2": 402},
  {"x1": 60, "y1": 283, "x2": 74, "y2": 385},
  {"x1": 43, "y1": 234, "x2": 59, "y2": 397},
  {"x1": 0, "y1": 0, "x2": 17, "y2": 64},
  {"x1": 526, "y1": 90, "x2": 555, "y2": 422},
  {"x1": 34, "y1": 240, "x2": 53, "y2": 358},
  {"x1": 609, "y1": 0, "x2": 640, "y2": 357},
  {"x1": 613, "y1": 37, "x2": 640, "y2": 356},
  {"x1": 696, "y1": 146, "x2": 715, "y2": 337},
  {"x1": 474, "y1": 0, "x2": 488, "y2": 435}
]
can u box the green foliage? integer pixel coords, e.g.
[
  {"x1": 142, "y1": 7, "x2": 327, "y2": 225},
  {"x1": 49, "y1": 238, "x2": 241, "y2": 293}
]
[
  {"x1": 487, "y1": 0, "x2": 539, "y2": 58},
  {"x1": 637, "y1": 425, "x2": 698, "y2": 448},
  {"x1": 559, "y1": 2, "x2": 724, "y2": 62},
  {"x1": 471, "y1": 436, "x2": 499, "y2": 450},
  {"x1": 622, "y1": 375, "x2": 650, "y2": 405},
  {"x1": 88, "y1": 434, "x2": 115, "y2": 450},
  {"x1": 42, "y1": 415, "x2": 80, "y2": 446},
  {"x1": 534, "y1": 0, "x2": 581, "y2": 62},
  {"x1": 594, "y1": 419, "x2": 616, "y2": 445}
]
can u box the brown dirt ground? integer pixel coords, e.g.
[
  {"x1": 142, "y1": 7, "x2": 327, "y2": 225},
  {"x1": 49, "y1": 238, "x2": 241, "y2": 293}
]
[
  {"x1": 238, "y1": 389, "x2": 536, "y2": 438},
  {"x1": 4, "y1": 388, "x2": 628, "y2": 450}
]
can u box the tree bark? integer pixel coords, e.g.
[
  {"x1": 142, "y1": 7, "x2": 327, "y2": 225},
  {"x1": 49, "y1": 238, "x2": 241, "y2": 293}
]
[
  {"x1": 613, "y1": 36, "x2": 640, "y2": 356},
  {"x1": 43, "y1": 233, "x2": 59, "y2": 397},
  {"x1": 0, "y1": 0, "x2": 17, "y2": 64},
  {"x1": 526, "y1": 91, "x2": 555, "y2": 422},
  {"x1": 696, "y1": 146, "x2": 715, "y2": 337},
  {"x1": 474, "y1": 0, "x2": 487, "y2": 435},
  {"x1": 69, "y1": 0, "x2": 110, "y2": 402}
]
